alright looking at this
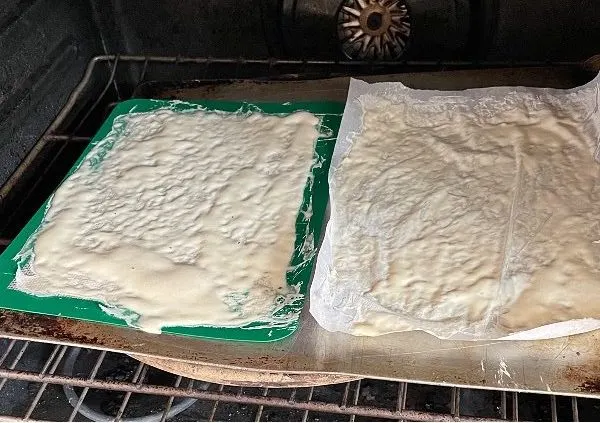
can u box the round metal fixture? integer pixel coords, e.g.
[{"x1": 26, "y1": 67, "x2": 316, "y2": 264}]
[{"x1": 337, "y1": 0, "x2": 411, "y2": 60}]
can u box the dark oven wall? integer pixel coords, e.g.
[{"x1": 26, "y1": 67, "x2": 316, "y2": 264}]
[
  {"x1": 90, "y1": 0, "x2": 274, "y2": 58},
  {"x1": 0, "y1": 0, "x2": 104, "y2": 189}
]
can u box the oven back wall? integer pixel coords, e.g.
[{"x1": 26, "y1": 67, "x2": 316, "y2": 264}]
[{"x1": 89, "y1": 0, "x2": 275, "y2": 57}]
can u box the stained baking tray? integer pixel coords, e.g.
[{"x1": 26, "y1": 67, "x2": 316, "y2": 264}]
[
  {"x1": 3, "y1": 66, "x2": 600, "y2": 397},
  {"x1": 0, "y1": 99, "x2": 343, "y2": 342}
]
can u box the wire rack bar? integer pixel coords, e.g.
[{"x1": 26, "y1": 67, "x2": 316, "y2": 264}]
[
  {"x1": 571, "y1": 396, "x2": 579, "y2": 422},
  {"x1": 0, "y1": 341, "x2": 30, "y2": 392},
  {"x1": 0, "y1": 340, "x2": 16, "y2": 367},
  {"x1": 208, "y1": 384, "x2": 225, "y2": 422},
  {"x1": 350, "y1": 379, "x2": 361, "y2": 422},
  {"x1": 341, "y1": 381, "x2": 351, "y2": 409},
  {"x1": 512, "y1": 392, "x2": 519, "y2": 421},
  {"x1": 397, "y1": 381, "x2": 407, "y2": 414},
  {"x1": 451, "y1": 387, "x2": 461, "y2": 418},
  {"x1": 23, "y1": 345, "x2": 68, "y2": 420},
  {"x1": 550, "y1": 395, "x2": 557, "y2": 422},
  {"x1": 301, "y1": 387, "x2": 313, "y2": 422},
  {"x1": 67, "y1": 350, "x2": 106, "y2": 421},
  {"x1": 500, "y1": 391, "x2": 507, "y2": 420},
  {"x1": 160, "y1": 374, "x2": 183, "y2": 422},
  {"x1": 88, "y1": 55, "x2": 584, "y2": 67},
  {"x1": 254, "y1": 387, "x2": 269, "y2": 422},
  {"x1": 115, "y1": 362, "x2": 147, "y2": 421},
  {"x1": 44, "y1": 135, "x2": 91, "y2": 143}
]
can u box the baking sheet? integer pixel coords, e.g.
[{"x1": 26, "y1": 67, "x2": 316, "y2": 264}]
[
  {"x1": 0, "y1": 99, "x2": 343, "y2": 342},
  {"x1": 311, "y1": 73, "x2": 600, "y2": 341}
]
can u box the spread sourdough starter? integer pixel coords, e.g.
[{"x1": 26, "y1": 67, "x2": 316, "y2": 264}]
[
  {"x1": 13, "y1": 108, "x2": 320, "y2": 333},
  {"x1": 312, "y1": 77, "x2": 600, "y2": 339}
]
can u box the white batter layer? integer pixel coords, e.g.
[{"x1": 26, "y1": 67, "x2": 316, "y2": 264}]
[
  {"x1": 13, "y1": 108, "x2": 320, "y2": 333},
  {"x1": 325, "y1": 91, "x2": 600, "y2": 338}
]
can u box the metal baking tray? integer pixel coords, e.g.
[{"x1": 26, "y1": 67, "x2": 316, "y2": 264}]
[{"x1": 2, "y1": 66, "x2": 600, "y2": 397}]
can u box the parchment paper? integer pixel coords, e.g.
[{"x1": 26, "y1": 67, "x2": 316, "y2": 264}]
[{"x1": 310, "y1": 74, "x2": 600, "y2": 341}]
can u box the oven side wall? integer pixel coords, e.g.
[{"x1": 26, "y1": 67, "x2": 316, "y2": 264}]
[{"x1": 0, "y1": 0, "x2": 104, "y2": 188}]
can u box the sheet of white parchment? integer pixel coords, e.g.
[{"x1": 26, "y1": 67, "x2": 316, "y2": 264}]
[{"x1": 310, "y1": 73, "x2": 600, "y2": 341}]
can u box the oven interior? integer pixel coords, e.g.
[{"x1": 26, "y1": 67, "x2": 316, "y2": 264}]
[{"x1": 1, "y1": 0, "x2": 600, "y2": 421}]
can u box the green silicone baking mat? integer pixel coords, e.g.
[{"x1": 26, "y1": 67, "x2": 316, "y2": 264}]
[{"x1": 0, "y1": 99, "x2": 343, "y2": 342}]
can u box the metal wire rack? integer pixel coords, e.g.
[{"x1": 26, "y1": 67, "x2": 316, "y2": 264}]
[
  {"x1": 0, "y1": 56, "x2": 599, "y2": 421},
  {"x1": 2, "y1": 338, "x2": 597, "y2": 421}
]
